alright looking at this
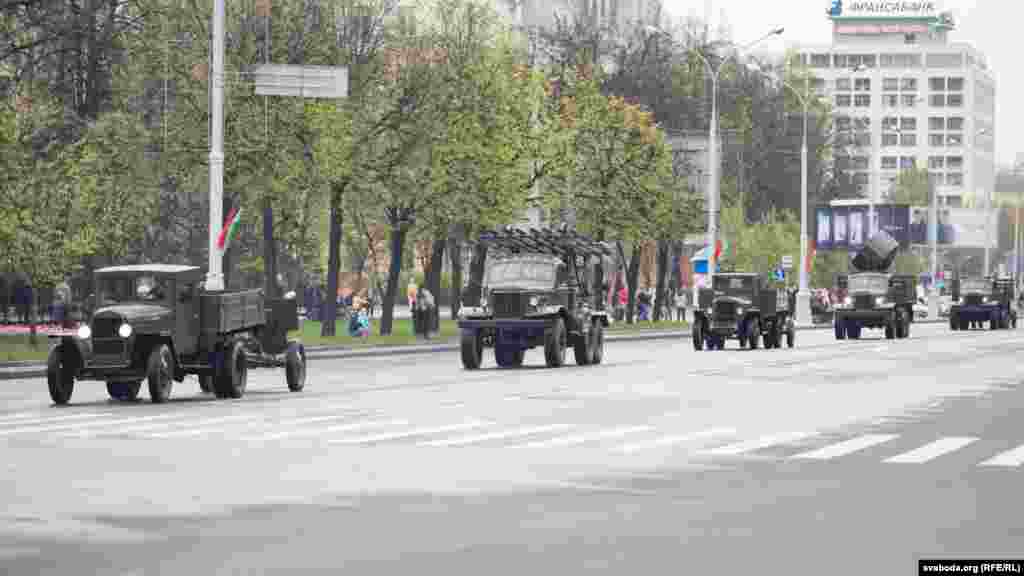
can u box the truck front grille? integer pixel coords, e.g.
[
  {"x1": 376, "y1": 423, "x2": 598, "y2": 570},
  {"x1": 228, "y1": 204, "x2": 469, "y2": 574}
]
[
  {"x1": 854, "y1": 295, "x2": 874, "y2": 309},
  {"x1": 91, "y1": 318, "x2": 120, "y2": 339},
  {"x1": 491, "y1": 293, "x2": 527, "y2": 318},
  {"x1": 714, "y1": 301, "x2": 736, "y2": 320},
  {"x1": 964, "y1": 294, "x2": 985, "y2": 306},
  {"x1": 93, "y1": 339, "x2": 126, "y2": 357}
]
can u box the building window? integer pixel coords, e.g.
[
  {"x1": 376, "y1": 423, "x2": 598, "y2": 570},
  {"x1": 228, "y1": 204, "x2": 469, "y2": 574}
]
[
  {"x1": 854, "y1": 133, "x2": 871, "y2": 147},
  {"x1": 836, "y1": 94, "x2": 852, "y2": 107},
  {"x1": 883, "y1": 94, "x2": 898, "y2": 107},
  {"x1": 928, "y1": 156, "x2": 944, "y2": 169},
  {"x1": 855, "y1": 78, "x2": 871, "y2": 91},
  {"x1": 834, "y1": 116, "x2": 851, "y2": 131},
  {"x1": 947, "y1": 94, "x2": 963, "y2": 107},
  {"x1": 947, "y1": 134, "x2": 962, "y2": 146},
  {"x1": 853, "y1": 156, "x2": 870, "y2": 170},
  {"x1": 811, "y1": 78, "x2": 825, "y2": 92},
  {"x1": 853, "y1": 173, "x2": 870, "y2": 186},
  {"x1": 811, "y1": 54, "x2": 830, "y2": 68},
  {"x1": 901, "y1": 94, "x2": 919, "y2": 107},
  {"x1": 946, "y1": 196, "x2": 962, "y2": 207},
  {"x1": 900, "y1": 133, "x2": 917, "y2": 147},
  {"x1": 835, "y1": 78, "x2": 852, "y2": 91},
  {"x1": 929, "y1": 172, "x2": 944, "y2": 186},
  {"x1": 883, "y1": 78, "x2": 899, "y2": 91},
  {"x1": 947, "y1": 173, "x2": 963, "y2": 187},
  {"x1": 929, "y1": 77, "x2": 946, "y2": 91},
  {"x1": 929, "y1": 94, "x2": 945, "y2": 107},
  {"x1": 947, "y1": 77, "x2": 964, "y2": 91},
  {"x1": 929, "y1": 134, "x2": 945, "y2": 147},
  {"x1": 883, "y1": 133, "x2": 899, "y2": 147},
  {"x1": 900, "y1": 117, "x2": 917, "y2": 131},
  {"x1": 900, "y1": 78, "x2": 918, "y2": 91},
  {"x1": 929, "y1": 117, "x2": 945, "y2": 131},
  {"x1": 882, "y1": 156, "x2": 898, "y2": 170},
  {"x1": 946, "y1": 156, "x2": 963, "y2": 169},
  {"x1": 854, "y1": 94, "x2": 871, "y2": 107},
  {"x1": 883, "y1": 117, "x2": 898, "y2": 130},
  {"x1": 834, "y1": 54, "x2": 849, "y2": 68},
  {"x1": 899, "y1": 157, "x2": 916, "y2": 169},
  {"x1": 946, "y1": 117, "x2": 964, "y2": 131}
]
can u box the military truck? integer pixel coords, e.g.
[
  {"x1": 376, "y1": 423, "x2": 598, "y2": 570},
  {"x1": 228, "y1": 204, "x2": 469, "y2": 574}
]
[
  {"x1": 46, "y1": 264, "x2": 306, "y2": 405},
  {"x1": 949, "y1": 276, "x2": 1017, "y2": 330},
  {"x1": 691, "y1": 273, "x2": 795, "y2": 351},
  {"x1": 457, "y1": 227, "x2": 612, "y2": 369},
  {"x1": 833, "y1": 231, "x2": 916, "y2": 340}
]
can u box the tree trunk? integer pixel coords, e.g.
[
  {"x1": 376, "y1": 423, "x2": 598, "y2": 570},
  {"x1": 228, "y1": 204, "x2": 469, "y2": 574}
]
[
  {"x1": 448, "y1": 235, "x2": 463, "y2": 319},
  {"x1": 321, "y1": 207, "x2": 342, "y2": 337},
  {"x1": 379, "y1": 224, "x2": 407, "y2": 336},
  {"x1": 263, "y1": 200, "x2": 278, "y2": 299},
  {"x1": 654, "y1": 239, "x2": 670, "y2": 322},
  {"x1": 625, "y1": 243, "x2": 641, "y2": 324},
  {"x1": 465, "y1": 242, "x2": 488, "y2": 307},
  {"x1": 424, "y1": 238, "x2": 445, "y2": 334}
]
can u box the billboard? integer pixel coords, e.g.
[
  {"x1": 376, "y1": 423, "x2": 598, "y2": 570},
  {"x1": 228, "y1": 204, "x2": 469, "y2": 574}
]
[
  {"x1": 827, "y1": 0, "x2": 942, "y2": 20},
  {"x1": 815, "y1": 204, "x2": 910, "y2": 250},
  {"x1": 908, "y1": 207, "x2": 999, "y2": 248}
]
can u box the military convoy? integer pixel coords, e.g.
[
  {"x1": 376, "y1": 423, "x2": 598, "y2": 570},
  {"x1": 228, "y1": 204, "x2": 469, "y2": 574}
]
[
  {"x1": 949, "y1": 276, "x2": 1017, "y2": 330},
  {"x1": 691, "y1": 273, "x2": 795, "y2": 350},
  {"x1": 47, "y1": 264, "x2": 306, "y2": 405},
  {"x1": 457, "y1": 228, "x2": 612, "y2": 369},
  {"x1": 834, "y1": 232, "x2": 917, "y2": 340}
]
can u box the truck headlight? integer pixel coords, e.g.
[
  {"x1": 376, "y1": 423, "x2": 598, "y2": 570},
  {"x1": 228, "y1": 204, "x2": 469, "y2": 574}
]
[
  {"x1": 118, "y1": 323, "x2": 133, "y2": 338},
  {"x1": 982, "y1": 296, "x2": 989, "y2": 303},
  {"x1": 875, "y1": 297, "x2": 885, "y2": 306},
  {"x1": 735, "y1": 307, "x2": 744, "y2": 316},
  {"x1": 844, "y1": 297, "x2": 852, "y2": 306},
  {"x1": 77, "y1": 325, "x2": 92, "y2": 339},
  {"x1": 529, "y1": 296, "x2": 539, "y2": 307}
]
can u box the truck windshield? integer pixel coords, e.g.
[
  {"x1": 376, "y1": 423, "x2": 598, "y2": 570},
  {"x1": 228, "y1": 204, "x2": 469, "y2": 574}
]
[
  {"x1": 713, "y1": 276, "x2": 754, "y2": 296},
  {"x1": 848, "y1": 275, "x2": 888, "y2": 294},
  {"x1": 960, "y1": 279, "x2": 990, "y2": 294},
  {"x1": 98, "y1": 275, "x2": 169, "y2": 305},
  {"x1": 486, "y1": 260, "x2": 557, "y2": 288}
]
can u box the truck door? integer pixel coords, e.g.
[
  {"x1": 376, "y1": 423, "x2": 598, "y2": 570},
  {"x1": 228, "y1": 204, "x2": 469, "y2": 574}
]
[{"x1": 175, "y1": 280, "x2": 199, "y2": 356}]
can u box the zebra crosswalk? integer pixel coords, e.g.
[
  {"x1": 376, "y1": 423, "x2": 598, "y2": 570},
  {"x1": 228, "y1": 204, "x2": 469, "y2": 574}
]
[{"x1": 1, "y1": 406, "x2": 1023, "y2": 471}]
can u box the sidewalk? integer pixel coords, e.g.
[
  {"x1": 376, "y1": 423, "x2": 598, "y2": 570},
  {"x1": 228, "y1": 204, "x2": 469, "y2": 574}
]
[{"x1": 1, "y1": 320, "x2": 947, "y2": 381}]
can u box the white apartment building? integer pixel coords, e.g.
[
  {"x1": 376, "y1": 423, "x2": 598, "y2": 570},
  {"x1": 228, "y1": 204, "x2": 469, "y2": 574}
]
[
  {"x1": 494, "y1": 0, "x2": 652, "y2": 35},
  {"x1": 794, "y1": 2, "x2": 995, "y2": 209}
]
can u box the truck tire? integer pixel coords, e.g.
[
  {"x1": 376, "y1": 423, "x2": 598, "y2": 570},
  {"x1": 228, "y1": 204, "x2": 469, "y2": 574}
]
[
  {"x1": 460, "y1": 330, "x2": 483, "y2": 370},
  {"x1": 835, "y1": 319, "x2": 846, "y2": 340},
  {"x1": 990, "y1": 314, "x2": 999, "y2": 331},
  {"x1": 590, "y1": 322, "x2": 605, "y2": 365},
  {"x1": 902, "y1": 313, "x2": 911, "y2": 338},
  {"x1": 214, "y1": 341, "x2": 247, "y2": 399},
  {"x1": 199, "y1": 375, "x2": 213, "y2": 393},
  {"x1": 107, "y1": 381, "x2": 141, "y2": 401},
  {"x1": 747, "y1": 318, "x2": 760, "y2": 350},
  {"x1": 949, "y1": 315, "x2": 957, "y2": 330},
  {"x1": 692, "y1": 320, "x2": 704, "y2": 351},
  {"x1": 572, "y1": 328, "x2": 592, "y2": 366},
  {"x1": 285, "y1": 342, "x2": 306, "y2": 392},
  {"x1": 497, "y1": 346, "x2": 525, "y2": 368},
  {"x1": 47, "y1": 346, "x2": 75, "y2": 406},
  {"x1": 885, "y1": 318, "x2": 895, "y2": 339},
  {"x1": 544, "y1": 318, "x2": 567, "y2": 368},
  {"x1": 146, "y1": 344, "x2": 175, "y2": 403},
  {"x1": 786, "y1": 327, "x2": 795, "y2": 348}
]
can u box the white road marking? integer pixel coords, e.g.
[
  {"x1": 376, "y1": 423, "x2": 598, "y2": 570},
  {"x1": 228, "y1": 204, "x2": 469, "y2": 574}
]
[
  {"x1": 978, "y1": 443, "x2": 1024, "y2": 467},
  {"x1": 0, "y1": 411, "x2": 211, "y2": 436},
  {"x1": 790, "y1": 434, "x2": 899, "y2": 460},
  {"x1": 421, "y1": 424, "x2": 573, "y2": 447},
  {"x1": 884, "y1": 437, "x2": 979, "y2": 464},
  {"x1": 617, "y1": 427, "x2": 737, "y2": 454},
  {"x1": 259, "y1": 418, "x2": 407, "y2": 441},
  {"x1": 519, "y1": 425, "x2": 653, "y2": 449},
  {"x1": 698, "y1": 432, "x2": 815, "y2": 456},
  {"x1": 148, "y1": 411, "x2": 372, "y2": 439},
  {"x1": 0, "y1": 411, "x2": 121, "y2": 427},
  {"x1": 330, "y1": 421, "x2": 489, "y2": 445}
]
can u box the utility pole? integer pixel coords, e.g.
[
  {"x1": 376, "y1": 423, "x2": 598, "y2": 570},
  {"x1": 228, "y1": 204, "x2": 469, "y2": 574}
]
[{"x1": 206, "y1": 0, "x2": 226, "y2": 291}]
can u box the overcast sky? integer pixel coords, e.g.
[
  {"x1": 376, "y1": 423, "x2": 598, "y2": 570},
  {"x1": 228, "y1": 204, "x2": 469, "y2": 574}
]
[{"x1": 661, "y1": 0, "x2": 1021, "y2": 168}]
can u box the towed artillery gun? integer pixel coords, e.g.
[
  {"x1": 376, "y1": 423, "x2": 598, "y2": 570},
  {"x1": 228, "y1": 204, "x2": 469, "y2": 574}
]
[
  {"x1": 457, "y1": 227, "x2": 612, "y2": 369},
  {"x1": 691, "y1": 273, "x2": 795, "y2": 351},
  {"x1": 833, "y1": 231, "x2": 917, "y2": 340},
  {"x1": 47, "y1": 264, "x2": 306, "y2": 405},
  {"x1": 949, "y1": 276, "x2": 1016, "y2": 330}
]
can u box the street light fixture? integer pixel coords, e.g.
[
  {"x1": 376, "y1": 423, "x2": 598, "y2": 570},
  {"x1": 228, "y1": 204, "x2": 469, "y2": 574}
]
[{"x1": 646, "y1": 24, "x2": 783, "y2": 307}]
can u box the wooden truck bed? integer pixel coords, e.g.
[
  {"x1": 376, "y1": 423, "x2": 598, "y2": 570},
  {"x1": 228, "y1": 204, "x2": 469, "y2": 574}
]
[{"x1": 200, "y1": 289, "x2": 266, "y2": 335}]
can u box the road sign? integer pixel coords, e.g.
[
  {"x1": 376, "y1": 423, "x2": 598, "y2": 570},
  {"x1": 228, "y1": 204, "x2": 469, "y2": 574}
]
[
  {"x1": 253, "y1": 64, "x2": 349, "y2": 98},
  {"x1": 774, "y1": 268, "x2": 785, "y2": 281},
  {"x1": 781, "y1": 255, "x2": 794, "y2": 269}
]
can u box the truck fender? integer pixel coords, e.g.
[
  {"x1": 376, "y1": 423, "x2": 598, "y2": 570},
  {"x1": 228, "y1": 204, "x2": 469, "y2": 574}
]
[{"x1": 51, "y1": 336, "x2": 87, "y2": 375}]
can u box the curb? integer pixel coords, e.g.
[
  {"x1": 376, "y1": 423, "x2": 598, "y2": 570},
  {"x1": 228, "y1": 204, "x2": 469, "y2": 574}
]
[{"x1": 0, "y1": 319, "x2": 947, "y2": 380}]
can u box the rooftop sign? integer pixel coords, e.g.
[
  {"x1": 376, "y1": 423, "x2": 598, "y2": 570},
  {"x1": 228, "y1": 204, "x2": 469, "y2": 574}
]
[{"x1": 827, "y1": 1, "x2": 942, "y2": 20}]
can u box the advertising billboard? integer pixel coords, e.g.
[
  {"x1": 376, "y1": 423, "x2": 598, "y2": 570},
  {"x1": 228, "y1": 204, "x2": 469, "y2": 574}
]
[
  {"x1": 827, "y1": 0, "x2": 942, "y2": 20},
  {"x1": 908, "y1": 207, "x2": 999, "y2": 248},
  {"x1": 815, "y1": 204, "x2": 910, "y2": 250}
]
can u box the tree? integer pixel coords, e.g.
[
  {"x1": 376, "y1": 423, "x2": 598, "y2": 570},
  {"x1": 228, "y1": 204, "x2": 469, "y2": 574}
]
[{"x1": 891, "y1": 165, "x2": 931, "y2": 206}]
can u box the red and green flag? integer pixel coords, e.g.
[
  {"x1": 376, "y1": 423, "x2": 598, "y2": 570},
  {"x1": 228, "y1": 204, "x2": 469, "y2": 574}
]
[{"x1": 216, "y1": 207, "x2": 242, "y2": 252}]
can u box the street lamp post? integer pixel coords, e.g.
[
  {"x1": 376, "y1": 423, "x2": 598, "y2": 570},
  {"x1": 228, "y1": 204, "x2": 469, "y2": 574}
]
[
  {"x1": 206, "y1": 0, "x2": 226, "y2": 291},
  {"x1": 646, "y1": 25, "x2": 783, "y2": 307}
]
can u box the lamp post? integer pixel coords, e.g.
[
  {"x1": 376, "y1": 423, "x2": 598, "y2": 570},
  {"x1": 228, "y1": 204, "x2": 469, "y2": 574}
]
[
  {"x1": 975, "y1": 128, "x2": 991, "y2": 277},
  {"x1": 646, "y1": 25, "x2": 783, "y2": 306},
  {"x1": 206, "y1": 0, "x2": 226, "y2": 291}
]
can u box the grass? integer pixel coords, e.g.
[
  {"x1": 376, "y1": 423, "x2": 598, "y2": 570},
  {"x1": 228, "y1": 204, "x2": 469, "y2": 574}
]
[
  {"x1": 0, "y1": 334, "x2": 52, "y2": 362},
  {"x1": 607, "y1": 319, "x2": 688, "y2": 331}
]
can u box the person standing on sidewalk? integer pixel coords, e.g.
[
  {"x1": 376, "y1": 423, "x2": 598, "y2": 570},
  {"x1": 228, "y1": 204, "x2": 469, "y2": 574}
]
[{"x1": 415, "y1": 285, "x2": 436, "y2": 340}]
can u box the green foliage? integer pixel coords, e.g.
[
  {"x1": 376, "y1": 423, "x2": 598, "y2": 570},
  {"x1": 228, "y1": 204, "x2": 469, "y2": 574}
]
[
  {"x1": 891, "y1": 166, "x2": 932, "y2": 206},
  {"x1": 891, "y1": 252, "x2": 927, "y2": 276},
  {"x1": 718, "y1": 198, "x2": 800, "y2": 278},
  {"x1": 810, "y1": 249, "x2": 852, "y2": 288}
]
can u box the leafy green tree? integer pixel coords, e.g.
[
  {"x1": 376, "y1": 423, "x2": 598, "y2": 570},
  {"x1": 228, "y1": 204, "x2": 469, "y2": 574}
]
[{"x1": 891, "y1": 165, "x2": 931, "y2": 206}]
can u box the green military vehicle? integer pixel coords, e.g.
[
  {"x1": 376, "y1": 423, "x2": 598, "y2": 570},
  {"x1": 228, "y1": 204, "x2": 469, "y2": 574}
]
[
  {"x1": 949, "y1": 276, "x2": 1017, "y2": 330},
  {"x1": 457, "y1": 227, "x2": 612, "y2": 369},
  {"x1": 691, "y1": 273, "x2": 795, "y2": 350},
  {"x1": 47, "y1": 264, "x2": 306, "y2": 405},
  {"x1": 833, "y1": 231, "x2": 916, "y2": 340}
]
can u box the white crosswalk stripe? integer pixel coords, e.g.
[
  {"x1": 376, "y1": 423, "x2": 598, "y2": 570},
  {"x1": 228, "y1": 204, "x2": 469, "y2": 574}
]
[
  {"x1": 617, "y1": 427, "x2": 737, "y2": 454},
  {"x1": 697, "y1": 432, "x2": 815, "y2": 456},
  {"x1": 260, "y1": 418, "x2": 408, "y2": 441},
  {"x1": 790, "y1": 434, "x2": 899, "y2": 460},
  {"x1": 518, "y1": 425, "x2": 653, "y2": 449},
  {"x1": 421, "y1": 424, "x2": 573, "y2": 447},
  {"x1": 329, "y1": 421, "x2": 489, "y2": 445},
  {"x1": 978, "y1": 443, "x2": 1024, "y2": 468},
  {"x1": 884, "y1": 437, "x2": 979, "y2": 464}
]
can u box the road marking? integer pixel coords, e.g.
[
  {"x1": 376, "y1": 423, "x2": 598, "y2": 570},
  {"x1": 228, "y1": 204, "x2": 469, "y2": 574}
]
[
  {"x1": 329, "y1": 421, "x2": 489, "y2": 445},
  {"x1": 260, "y1": 418, "x2": 407, "y2": 441},
  {"x1": 148, "y1": 411, "x2": 372, "y2": 438},
  {"x1": 884, "y1": 437, "x2": 979, "y2": 464},
  {"x1": 64, "y1": 413, "x2": 264, "y2": 437},
  {"x1": 790, "y1": 434, "x2": 899, "y2": 460},
  {"x1": 697, "y1": 432, "x2": 815, "y2": 456},
  {"x1": 0, "y1": 411, "x2": 122, "y2": 428},
  {"x1": 420, "y1": 424, "x2": 573, "y2": 447},
  {"x1": 978, "y1": 443, "x2": 1024, "y2": 467},
  {"x1": 0, "y1": 411, "x2": 210, "y2": 436},
  {"x1": 617, "y1": 427, "x2": 737, "y2": 454},
  {"x1": 519, "y1": 425, "x2": 653, "y2": 449}
]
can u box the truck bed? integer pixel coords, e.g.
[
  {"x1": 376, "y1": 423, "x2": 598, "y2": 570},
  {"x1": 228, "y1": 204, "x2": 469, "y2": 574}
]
[{"x1": 200, "y1": 289, "x2": 266, "y2": 335}]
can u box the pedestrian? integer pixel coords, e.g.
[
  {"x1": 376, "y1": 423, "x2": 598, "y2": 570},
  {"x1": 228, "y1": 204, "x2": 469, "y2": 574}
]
[{"x1": 416, "y1": 285, "x2": 435, "y2": 339}]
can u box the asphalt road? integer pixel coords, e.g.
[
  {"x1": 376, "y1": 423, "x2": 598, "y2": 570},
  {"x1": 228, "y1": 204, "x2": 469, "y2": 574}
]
[{"x1": 1, "y1": 322, "x2": 1023, "y2": 574}]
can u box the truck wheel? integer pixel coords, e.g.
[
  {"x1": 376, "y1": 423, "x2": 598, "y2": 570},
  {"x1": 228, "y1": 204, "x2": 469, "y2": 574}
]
[
  {"x1": 835, "y1": 320, "x2": 846, "y2": 340},
  {"x1": 990, "y1": 315, "x2": 999, "y2": 331},
  {"x1": 590, "y1": 322, "x2": 605, "y2": 365},
  {"x1": 903, "y1": 314, "x2": 911, "y2": 338},
  {"x1": 572, "y1": 328, "x2": 592, "y2": 366},
  {"x1": 786, "y1": 328, "x2": 795, "y2": 348},
  {"x1": 497, "y1": 346, "x2": 525, "y2": 368},
  {"x1": 885, "y1": 319, "x2": 895, "y2": 340},
  {"x1": 692, "y1": 321, "x2": 704, "y2": 351},
  {"x1": 285, "y1": 342, "x2": 306, "y2": 392},
  {"x1": 949, "y1": 315, "x2": 957, "y2": 330},
  {"x1": 747, "y1": 319, "x2": 760, "y2": 350},
  {"x1": 107, "y1": 381, "x2": 141, "y2": 401},
  {"x1": 47, "y1": 346, "x2": 75, "y2": 406},
  {"x1": 146, "y1": 344, "x2": 175, "y2": 403},
  {"x1": 214, "y1": 341, "x2": 247, "y2": 399},
  {"x1": 960, "y1": 319, "x2": 969, "y2": 330},
  {"x1": 544, "y1": 318, "x2": 567, "y2": 368},
  {"x1": 460, "y1": 330, "x2": 483, "y2": 370},
  {"x1": 199, "y1": 375, "x2": 213, "y2": 393}
]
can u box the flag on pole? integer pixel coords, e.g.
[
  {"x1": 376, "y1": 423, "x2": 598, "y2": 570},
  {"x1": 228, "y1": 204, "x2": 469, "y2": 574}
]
[
  {"x1": 806, "y1": 239, "x2": 817, "y2": 274},
  {"x1": 216, "y1": 207, "x2": 242, "y2": 252}
]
